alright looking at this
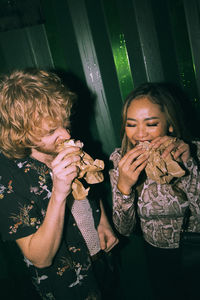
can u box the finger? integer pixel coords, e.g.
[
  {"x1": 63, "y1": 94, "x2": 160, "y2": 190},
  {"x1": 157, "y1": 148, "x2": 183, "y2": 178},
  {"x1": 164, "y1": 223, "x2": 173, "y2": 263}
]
[
  {"x1": 132, "y1": 160, "x2": 148, "y2": 176},
  {"x1": 52, "y1": 147, "x2": 81, "y2": 166},
  {"x1": 173, "y1": 144, "x2": 189, "y2": 161},
  {"x1": 130, "y1": 153, "x2": 149, "y2": 168},
  {"x1": 104, "y1": 237, "x2": 119, "y2": 252},
  {"x1": 61, "y1": 155, "x2": 81, "y2": 168},
  {"x1": 52, "y1": 154, "x2": 81, "y2": 170},
  {"x1": 98, "y1": 232, "x2": 106, "y2": 250},
  {"x1": 53, "y1": 165, "x2": 79, "y2": 179},
  {"x1": 121, "y1": 155, "x2": 148, "y2": 181},
  {"x1": 161, "y1": 143, "x2": 176, "y2": 158},
  {"x1": 161, "y1": 139, "x2": 183, "y2": 159},
  {"x1": 120, "y1": 148, "x2": 147, "y2": 166},
  {"x1": 119, "y1": 152, "x2": 147, "y2": 175},
  {"x1": 151, "y1": 136, "x2": 170, "y2": 149},
  {"x1": 123, "y1": 145, "x2": 144, "y2": 157}
]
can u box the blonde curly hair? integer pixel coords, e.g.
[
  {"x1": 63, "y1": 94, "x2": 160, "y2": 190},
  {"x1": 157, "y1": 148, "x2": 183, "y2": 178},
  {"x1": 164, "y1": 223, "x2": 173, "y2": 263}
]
[{"x1": 0, "y1": 69, "x2": 76, "y2": 159}]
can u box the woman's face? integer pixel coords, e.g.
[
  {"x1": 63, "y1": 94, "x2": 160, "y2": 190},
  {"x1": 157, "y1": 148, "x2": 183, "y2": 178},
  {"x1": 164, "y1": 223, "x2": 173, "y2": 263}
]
[{"x1": 125, "y1": 97, "x2": 173, "y2": 145}]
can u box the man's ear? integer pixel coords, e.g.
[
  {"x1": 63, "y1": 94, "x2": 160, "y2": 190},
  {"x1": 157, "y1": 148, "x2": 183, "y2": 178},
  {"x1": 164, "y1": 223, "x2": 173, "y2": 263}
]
[{"x1": 168, "y1": 125, "x2": 173, "y2": 133}]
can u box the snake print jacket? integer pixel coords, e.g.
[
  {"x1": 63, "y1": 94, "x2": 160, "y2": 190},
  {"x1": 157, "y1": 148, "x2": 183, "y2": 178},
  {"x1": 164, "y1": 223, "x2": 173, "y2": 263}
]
[{"x1": 109, "y1": 141, "x2": 200, "y2": 249}]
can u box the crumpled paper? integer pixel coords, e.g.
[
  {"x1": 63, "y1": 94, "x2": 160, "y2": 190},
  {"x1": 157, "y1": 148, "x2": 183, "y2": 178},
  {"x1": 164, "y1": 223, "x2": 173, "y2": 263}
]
[
  {"x1": 56, "y1": 139, "x2": 104, "y2": 200},
  {"x1": 139, "y1": 138, "x2": 185, "y2": 184}
]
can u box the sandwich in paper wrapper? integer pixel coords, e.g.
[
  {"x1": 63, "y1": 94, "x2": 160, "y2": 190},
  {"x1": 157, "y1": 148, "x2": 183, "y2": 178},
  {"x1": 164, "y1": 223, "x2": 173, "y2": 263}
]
[
  {"x1": 56, "y1": 139, "x2": 104, "y2": 200},
  {"x1": 139, "y1": 138, "x2": 185, "y2": 184}
]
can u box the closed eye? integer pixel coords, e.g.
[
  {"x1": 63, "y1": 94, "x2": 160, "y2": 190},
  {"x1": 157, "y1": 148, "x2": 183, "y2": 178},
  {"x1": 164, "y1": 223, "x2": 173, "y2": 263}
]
[
  {"x1": 126, "y1": 123, "x2": 136, "y2": 127},
  {"x1": 147, "y1": 123, "x2": 159, "y2": 127},
  {"x1": 47, "y1": 129, "x2": 56, "y2": 136}
]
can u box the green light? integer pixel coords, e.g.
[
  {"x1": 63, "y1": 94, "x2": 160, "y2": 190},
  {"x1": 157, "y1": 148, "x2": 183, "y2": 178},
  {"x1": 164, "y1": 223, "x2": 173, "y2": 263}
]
[
  {"x1": 103, "y1": 0, "x2": 134, "y2": 101},
  {"x1": 112, "y1": 32, "x2": 133, "y2": 101}
]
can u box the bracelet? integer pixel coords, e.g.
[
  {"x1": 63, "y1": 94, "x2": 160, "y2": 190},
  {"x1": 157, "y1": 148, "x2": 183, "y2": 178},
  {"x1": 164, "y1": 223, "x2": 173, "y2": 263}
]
[
  {"x1": 117, "y1": 185, "x2": 130, "y2": 196},
  {"x1": 117, "y1": 185, "x2": 132, "y2": 199},
  {"x1": 121, "y1": 193, "x2": 131, "y2": 200}
]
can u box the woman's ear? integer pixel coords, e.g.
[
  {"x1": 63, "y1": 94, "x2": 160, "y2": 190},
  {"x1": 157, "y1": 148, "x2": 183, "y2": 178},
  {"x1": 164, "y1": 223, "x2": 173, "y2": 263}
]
[{"x1": 168, "y1": 125, "x2": 173, "y2": 133}]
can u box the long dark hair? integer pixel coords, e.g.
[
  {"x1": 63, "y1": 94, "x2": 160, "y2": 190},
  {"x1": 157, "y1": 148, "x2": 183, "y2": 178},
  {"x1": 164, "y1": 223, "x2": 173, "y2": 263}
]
[{"x1": 121, "y1": 82, "x2": 189, "y2": 156}]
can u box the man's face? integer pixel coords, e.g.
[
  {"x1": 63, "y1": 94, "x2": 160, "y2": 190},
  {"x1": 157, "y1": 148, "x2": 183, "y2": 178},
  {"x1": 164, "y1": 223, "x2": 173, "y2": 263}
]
[{"x1": 33, "y1": 120, "x2": 71, "y2": 156}]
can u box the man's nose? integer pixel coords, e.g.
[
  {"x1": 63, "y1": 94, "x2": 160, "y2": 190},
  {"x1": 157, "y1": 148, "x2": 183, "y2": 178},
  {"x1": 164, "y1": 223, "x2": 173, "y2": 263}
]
[{"x1": 58, "y1": 128, "x2": 71, "y2": 141}]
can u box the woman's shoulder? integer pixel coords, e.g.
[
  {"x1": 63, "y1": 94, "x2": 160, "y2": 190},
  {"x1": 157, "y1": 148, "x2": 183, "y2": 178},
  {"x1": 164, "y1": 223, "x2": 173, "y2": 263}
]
[
  {"x1": 109, "y1": 148, "x2": 122, "y2": 169},
  {"x1": 190, "y1": 140, "x2": 200, "y2": 161},
  {"x1": 191, "y1": 139, "x2": 200, "y2": 144}
]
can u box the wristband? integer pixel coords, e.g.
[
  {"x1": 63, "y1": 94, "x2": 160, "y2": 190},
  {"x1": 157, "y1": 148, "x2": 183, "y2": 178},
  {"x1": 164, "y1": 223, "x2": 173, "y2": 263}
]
[
  {"x1": 117, "y1": 184, "x2": 131, "y2": 195},
  {"x1": 121, "y1": 193, "x2": 131, "y2": 200},
  {"x1": 117, "y1": 185, "x2": 132, "y2": 199}
]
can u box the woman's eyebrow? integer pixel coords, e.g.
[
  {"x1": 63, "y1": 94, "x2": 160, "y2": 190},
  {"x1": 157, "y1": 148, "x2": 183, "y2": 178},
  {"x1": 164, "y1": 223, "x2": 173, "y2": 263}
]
[
  {"x1": 126, "y1": 117, "x2": 137, "y2": 121},
  {"x1": 144, "y1": 117, "x2": 159, "y2": 121},
  {"x1": 127, "y1": 116, "x2": 159, "y2": 121}
]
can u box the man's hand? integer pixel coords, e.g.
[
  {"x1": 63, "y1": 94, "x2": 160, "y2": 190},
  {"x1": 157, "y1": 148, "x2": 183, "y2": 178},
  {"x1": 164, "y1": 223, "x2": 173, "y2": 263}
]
[
  {"x1": 51, "y1": 147, "x2": 81, "y2": 199},
  {"x1": 97, "y1": 222, "x2": 119, "y2": 252},
  {"x1": 98, "y1": 200, "x2": 119, "y2": 252}
]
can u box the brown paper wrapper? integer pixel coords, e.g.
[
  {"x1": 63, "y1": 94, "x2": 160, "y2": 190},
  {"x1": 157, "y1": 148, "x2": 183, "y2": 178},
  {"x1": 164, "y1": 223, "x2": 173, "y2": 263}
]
[
  {"x1": 56, "y1": 139, "x2": 104, "y2": 200},
  {"x1": 140, "y1": 138, "x2": 185, "y2": 184}
]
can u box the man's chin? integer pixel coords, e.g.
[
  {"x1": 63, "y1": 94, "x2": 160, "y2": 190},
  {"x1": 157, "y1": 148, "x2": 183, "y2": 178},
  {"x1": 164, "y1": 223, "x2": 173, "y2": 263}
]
[{"x1": 35, "y1": 147, "x2": 57, "y2": 156}]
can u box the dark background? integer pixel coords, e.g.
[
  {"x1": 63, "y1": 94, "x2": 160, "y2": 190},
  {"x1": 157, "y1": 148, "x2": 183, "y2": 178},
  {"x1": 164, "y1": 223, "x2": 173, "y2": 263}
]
[{"x1": 0, "y1": 0, "x2": 200, "y2": 299}]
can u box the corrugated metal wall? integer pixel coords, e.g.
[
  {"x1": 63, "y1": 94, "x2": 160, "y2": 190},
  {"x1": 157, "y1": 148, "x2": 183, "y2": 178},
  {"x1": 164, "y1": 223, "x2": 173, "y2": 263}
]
[
  {"x1": 42, "y1": 0, "x2": 200, "y2": 152},
  {"x1": 1, "y1": 0, "x2": 200, "y2": 156}
]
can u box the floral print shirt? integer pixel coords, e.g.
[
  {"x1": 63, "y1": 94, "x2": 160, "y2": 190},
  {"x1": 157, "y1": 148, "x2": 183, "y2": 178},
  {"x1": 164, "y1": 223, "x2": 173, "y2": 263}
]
[
  {"x1": 0, "y1": 153, "x2": 101, "y2": 300},
  {"x1": 109, "y1": 141, "x2": 200, "y2": 249}
]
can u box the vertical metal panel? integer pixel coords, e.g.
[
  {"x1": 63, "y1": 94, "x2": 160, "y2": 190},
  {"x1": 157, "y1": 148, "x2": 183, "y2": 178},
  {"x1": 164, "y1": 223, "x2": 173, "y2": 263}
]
[
  {"x1": 67, "y1": 0, "x2": 117, "y2": 155},
  {"x1": 84, "y1": 0, "x2": 124, "y2": 146},
  {"x1": 24, "y1": 25, "x2": 54, "y2": 68},
  {"x1": 183, "y1": 0, "x2": 200, "y2": 99},
  {"x1": 102, "y1": 0, "x2": 134, "y2": 101},
  {"x1": 0, "y1": 24, "x2": 54, "y2": 73},
  {"x1": 115, "y1": 0, "x2": 148, "y2": 88},
  {"x1": 131, "y1": 0, "x2": 164, "y2": 82},
  {"x1": 167, "y1": 0, "x2": 198, "y2": 98},
  {"x1": 41, "y1": 0, "x2": 85, "y2": 73},
  {"x1": 150, "y1": 0, "x2": 181, "y2": 84}
]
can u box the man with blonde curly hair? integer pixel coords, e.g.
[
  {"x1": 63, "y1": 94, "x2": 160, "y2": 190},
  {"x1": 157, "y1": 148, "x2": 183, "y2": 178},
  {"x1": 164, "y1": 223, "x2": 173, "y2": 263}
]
[{"x1": 0, "y1": 69, "x2": 118, "y2": 300}]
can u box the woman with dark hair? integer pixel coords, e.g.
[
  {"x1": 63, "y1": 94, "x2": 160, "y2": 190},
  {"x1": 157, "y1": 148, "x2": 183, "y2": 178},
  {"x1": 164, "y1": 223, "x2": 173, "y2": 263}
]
[{"x1": 109, "y1": 82, "x2": 200, "y2": 300}]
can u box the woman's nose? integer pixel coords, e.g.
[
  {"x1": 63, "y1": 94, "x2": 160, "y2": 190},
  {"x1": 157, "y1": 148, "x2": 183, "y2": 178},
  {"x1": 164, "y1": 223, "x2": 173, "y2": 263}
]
[{"x1": 136, "y1": 126, "x2": 147, "y2": 138}]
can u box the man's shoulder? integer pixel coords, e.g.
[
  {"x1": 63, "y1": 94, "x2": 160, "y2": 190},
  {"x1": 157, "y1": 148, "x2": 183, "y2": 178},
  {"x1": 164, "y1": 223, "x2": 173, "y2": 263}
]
[
  {"x1": 0, "y1": 153, "x2": 36, "y2": 181},
  {"x1": 0, "y1": 152, "x2": 16, "y2": 169}
]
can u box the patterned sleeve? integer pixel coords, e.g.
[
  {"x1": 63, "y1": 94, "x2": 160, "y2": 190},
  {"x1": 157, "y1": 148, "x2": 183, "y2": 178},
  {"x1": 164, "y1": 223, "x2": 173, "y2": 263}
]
[
  {"x1": 140, "y1": 140, "x2": 200, "y2": 217},
  {"x1": 140, "y1": 141, "x2": 200, "y2": 214},
  {"x1": 0, "y1": 158, "x2": 41, "y2": 241},
  {"x1": 109, "y1": 149, "x2": 136, "y2": 236},
  {"x1": 179, "y1": 140, "x2": 200, "y2": 215}
]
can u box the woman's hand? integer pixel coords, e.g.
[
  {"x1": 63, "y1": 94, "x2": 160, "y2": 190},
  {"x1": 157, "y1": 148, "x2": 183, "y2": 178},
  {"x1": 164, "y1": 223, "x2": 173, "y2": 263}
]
[
  {"x1": 51, "y1": 146, "x2": 81, "y2": 200},
  {"x1": 150, "y1": 136, "x2": 191, "y2": 163},
  {"x1": 117, "y1": 146, "x2": 149, "y2": 195}
]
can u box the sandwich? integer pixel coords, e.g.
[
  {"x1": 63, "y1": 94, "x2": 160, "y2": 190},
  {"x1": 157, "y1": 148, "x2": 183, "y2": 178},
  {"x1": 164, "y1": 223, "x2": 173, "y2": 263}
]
[
  {"x1": 137, "y1": 138, "x2": 185, "y2": 184},
  {"x1": 56, "y1": 139, "x2": 104, "y2": 199}
]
